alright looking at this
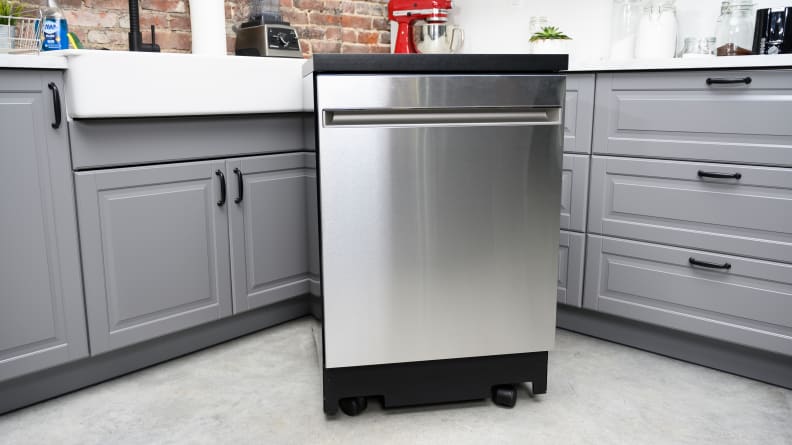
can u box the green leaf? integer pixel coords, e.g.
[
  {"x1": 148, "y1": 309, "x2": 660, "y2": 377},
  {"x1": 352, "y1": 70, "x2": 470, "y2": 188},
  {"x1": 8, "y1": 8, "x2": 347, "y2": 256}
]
[{"x1": 529, "y1": 26, "x2": 572, "y2": 42}]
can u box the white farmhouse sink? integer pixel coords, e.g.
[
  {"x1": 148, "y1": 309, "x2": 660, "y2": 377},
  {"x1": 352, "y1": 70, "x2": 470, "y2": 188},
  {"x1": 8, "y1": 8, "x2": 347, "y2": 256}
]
[{"x1": 51, "y1": 50, "x2": 306, "y2": 118}]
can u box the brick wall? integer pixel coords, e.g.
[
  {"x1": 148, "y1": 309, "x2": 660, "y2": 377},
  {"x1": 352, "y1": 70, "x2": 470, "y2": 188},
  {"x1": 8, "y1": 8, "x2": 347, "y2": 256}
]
[
  {"x1": 34, "y1": 0, "x2": 390, "y2": 55},
  {"x1": 282, "y1": 0, "x2": 390, "y2": 56}
]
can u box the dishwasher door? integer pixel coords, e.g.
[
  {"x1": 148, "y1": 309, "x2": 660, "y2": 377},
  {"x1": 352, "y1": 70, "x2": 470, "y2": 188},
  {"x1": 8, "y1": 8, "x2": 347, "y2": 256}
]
[{"x1": 317, "y1": 74, "x2": 565, "y2": 369}]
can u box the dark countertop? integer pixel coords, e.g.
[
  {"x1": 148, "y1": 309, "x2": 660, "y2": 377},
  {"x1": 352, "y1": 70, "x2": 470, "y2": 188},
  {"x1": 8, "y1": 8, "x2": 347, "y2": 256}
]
[{"x1": 302, "y1": 54, "x2": 569, "y2": 76}]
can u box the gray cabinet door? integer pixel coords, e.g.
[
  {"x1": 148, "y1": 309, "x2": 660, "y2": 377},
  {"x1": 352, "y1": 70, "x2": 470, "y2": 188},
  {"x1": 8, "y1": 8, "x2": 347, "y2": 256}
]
[
  {"x1": 305, "y1": 154, "x2": 321, "y2": 298},
  {"x1": 558, "y1": 231, "x2": 585, "y2": 307},
  {"x1": 227, "y1": 153, "x2": 311, "y2": 313},
  {"x1": 564, "y1": 74, "x2": 595, "y2": 154},
  {"x1": 75, "y1": 161, "x2": 232, "y2": 354},
  {"x1": 560, "y1": 154, "x2": 590, "y2": 232},
  {"x1": 588, "y1": 156, "x2": 792, "y2": 264},
  {"x1": 0, "y1": 71, "x2": 88, "y2": 381},
  {"x1": 584, "y1": 235, "x2": 792, "y2": 356},
  {"x1": 592, "y1": 70, "x2": 792, "y2": 166}
]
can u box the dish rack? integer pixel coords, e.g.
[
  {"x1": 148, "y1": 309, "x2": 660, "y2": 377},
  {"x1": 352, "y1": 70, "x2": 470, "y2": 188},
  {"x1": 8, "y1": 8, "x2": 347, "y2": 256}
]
[{"x1": 0, "y1": 9, "x2": 44, "y2": 54}]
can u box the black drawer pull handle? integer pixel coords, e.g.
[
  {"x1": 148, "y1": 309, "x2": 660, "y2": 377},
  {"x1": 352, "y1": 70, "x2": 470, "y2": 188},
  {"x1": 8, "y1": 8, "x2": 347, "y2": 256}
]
[
  {"x1": 216, "y1": 170, "x2": 226, "y2": 207},
  {"x1": 233, "y1": 168, "x2": 243, "y2": 204},
  {"x1": 697, "y1": 170, "x2": 742, "y2": 180},
  {"x1": 706, "y1": 77, "x2": 752, "y2": 86},
  {"x1": 689, "y1": 257, "x2": 732, "y2": 270},
  {"x1": 47, "y1": 82, "x2": 62, "y2": 129}
]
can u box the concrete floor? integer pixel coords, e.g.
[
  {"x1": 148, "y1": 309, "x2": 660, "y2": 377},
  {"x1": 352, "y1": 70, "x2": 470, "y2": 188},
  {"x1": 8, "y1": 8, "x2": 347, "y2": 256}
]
[{"x1": 0, "y1": 318, "x2": 790, "y2": 445}]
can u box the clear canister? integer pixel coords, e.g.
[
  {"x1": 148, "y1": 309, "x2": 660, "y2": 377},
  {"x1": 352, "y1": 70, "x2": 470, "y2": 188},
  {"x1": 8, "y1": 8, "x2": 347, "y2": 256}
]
[
  {"x1": 609, "y1": 0, "x2": 643, "y2": 60},
  {"x1": 529, "y1": 16, "x2": 548, "y2": 35},
  {"x1": 681, "y1": 37, "x2": 717, "y2": 57},
  {"x1": 635, "y1": 0, "x2": 678, "y2": 59},
  {"x1": 717, "y1": 0, "x2": 755, "y2": 55}
]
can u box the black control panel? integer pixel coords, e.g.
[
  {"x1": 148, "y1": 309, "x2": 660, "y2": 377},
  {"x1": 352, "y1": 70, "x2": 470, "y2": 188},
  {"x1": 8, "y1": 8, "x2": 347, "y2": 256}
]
[{"x1": 267, "y1": 26, "x2": 300, "y2": 51}]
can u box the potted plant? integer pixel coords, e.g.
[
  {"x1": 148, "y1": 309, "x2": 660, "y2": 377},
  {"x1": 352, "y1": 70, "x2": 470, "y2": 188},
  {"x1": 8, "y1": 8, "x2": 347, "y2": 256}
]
[
  {"x1": 529, "y1": 26, "x2": 572, "y2": 55},
  {"x1": 0, "y1": 0, "x2": 26, "y2": 50}
]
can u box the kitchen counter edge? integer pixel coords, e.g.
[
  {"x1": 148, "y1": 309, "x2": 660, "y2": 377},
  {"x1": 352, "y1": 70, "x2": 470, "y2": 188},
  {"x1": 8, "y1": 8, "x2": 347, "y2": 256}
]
[
  {"x1": 0, "y1": 54, "x2": 68, "y2": 69},
  {"x1": 566, "y1": 53, "x2": 792, "y2": 72},
  {"x1": 303, "y1": 54, "x2": 570, "y2": 76}
]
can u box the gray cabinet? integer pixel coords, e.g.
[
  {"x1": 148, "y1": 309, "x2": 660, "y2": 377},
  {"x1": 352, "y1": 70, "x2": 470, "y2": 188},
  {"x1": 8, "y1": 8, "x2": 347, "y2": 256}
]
[
  {"x1": 558, "y1": 231, "x2": 585, "y2": 307},
  {"x1": 228, "y1": 153, "x2": 311, "y2": 313},
  {"x1": 560, "y1": 154, "x2": 590, "y2": 233},
  {"x1": 584, "y1": 235, "x2": 792, "y2": 356},
  {"x1": 564, "y1": 74, "x2": 595, "y2": 154},
  {"x1": 593, "y1": 70, "x2": 792, "y2": 166},
  {"x1": 588, "y1": 156, "x2": 792, "y2": 264},
  {"x1": 0, "y1": 71, "x2": 88, "y2": 381},
  {"x1": 75, "y1": 161, "x2": 232, "y2": 354}
]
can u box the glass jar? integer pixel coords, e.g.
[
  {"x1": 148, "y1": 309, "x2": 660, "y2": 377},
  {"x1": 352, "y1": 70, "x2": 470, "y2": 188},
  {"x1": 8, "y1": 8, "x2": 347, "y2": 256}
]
[
  {"x1": 529, "y1": 16, "x2": 548, "y2": 36},
  {"x1": 609, "y1": 0, "x2": 643, "y2": 60},
  {"x1": 681, "y1": 37, "x2": 716, "y2": 58},
  {"x1": 718, "y1": 0, "x2": 755, "y2": 55},
  {"x1": 635, "y1": 0, "x2": 678, "y2": 59}
]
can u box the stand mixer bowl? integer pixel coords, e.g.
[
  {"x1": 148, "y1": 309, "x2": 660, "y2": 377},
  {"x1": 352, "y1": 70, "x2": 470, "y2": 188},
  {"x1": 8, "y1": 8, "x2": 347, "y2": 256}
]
[{"x1": 413, "y1": 22, "x2": 464, "y2": 53}]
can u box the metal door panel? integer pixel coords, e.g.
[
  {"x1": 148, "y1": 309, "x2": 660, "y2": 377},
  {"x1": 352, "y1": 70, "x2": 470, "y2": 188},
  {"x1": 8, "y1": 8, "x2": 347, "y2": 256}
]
[
  {"x1": 320, "y1": 125, "x2": 561, "y2": 367},
  {"x1": 318, "y1": 74, "x2": 564, "y2": 368}
]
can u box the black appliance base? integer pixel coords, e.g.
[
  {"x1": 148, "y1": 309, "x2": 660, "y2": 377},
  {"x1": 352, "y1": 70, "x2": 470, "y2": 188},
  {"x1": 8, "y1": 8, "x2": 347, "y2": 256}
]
[{"x1": 323, "y1": 352, "x2": 548, "y2": 415}]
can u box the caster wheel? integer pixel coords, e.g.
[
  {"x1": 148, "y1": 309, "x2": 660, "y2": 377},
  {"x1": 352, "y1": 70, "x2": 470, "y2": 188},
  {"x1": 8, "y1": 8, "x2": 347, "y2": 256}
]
[
  {"x1": 493, "y1": 385, "x2": 517, "y2": 408},
  {"x1": 339, "y1": 396, "x2": 368, "y2": 416}
]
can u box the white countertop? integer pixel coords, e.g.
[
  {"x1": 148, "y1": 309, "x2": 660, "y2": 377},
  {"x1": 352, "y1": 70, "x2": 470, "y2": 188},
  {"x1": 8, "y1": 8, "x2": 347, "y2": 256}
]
[
  {"x1": 567, "y1": 54, "x2": 792, "y2": 72},
  {"x1": 8, "y1": 51, "x2": 788, "y2": 74},
  {"x1": 4, "y1": 51, "x2": 791, "y2": 116},
  {"x1": 0, "y1": 53, "x2": 68, "y2": 69}
]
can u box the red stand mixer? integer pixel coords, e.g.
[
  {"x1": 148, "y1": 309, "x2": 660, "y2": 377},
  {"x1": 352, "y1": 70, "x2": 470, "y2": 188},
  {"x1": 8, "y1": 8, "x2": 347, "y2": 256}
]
[{"x1": 388, "y1": 0, "x2": 454, "y2": 53}]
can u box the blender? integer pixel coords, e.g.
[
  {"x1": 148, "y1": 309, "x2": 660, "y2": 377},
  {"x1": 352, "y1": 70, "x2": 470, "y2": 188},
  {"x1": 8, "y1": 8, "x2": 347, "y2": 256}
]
[{"x1": 234, "y1": 0, "x2": 302, "y2": 58}]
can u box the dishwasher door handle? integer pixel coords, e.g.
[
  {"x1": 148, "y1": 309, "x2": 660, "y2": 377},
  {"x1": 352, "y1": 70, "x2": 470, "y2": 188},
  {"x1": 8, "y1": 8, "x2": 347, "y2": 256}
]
[{"x1": 323, "y1": 108, "x2": 561, "y2": 127}]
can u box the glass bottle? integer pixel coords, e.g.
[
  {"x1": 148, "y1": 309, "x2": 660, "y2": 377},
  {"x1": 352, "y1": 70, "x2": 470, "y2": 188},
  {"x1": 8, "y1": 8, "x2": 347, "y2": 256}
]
[
  {"x1": 715, "y1": 1, "x2": 731, "y2": 51},
  {"x1": 718, "y1": 0, "x2": 755, "y2": 55},
  {"x1": 609, "y1": 0, "x2": 643, "y2": 60}
]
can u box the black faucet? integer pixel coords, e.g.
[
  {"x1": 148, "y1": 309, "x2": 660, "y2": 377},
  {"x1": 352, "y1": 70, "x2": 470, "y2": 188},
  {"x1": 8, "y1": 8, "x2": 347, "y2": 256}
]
[{"x1": 128, "y1": 0, "x2": 161, "y2": 52}]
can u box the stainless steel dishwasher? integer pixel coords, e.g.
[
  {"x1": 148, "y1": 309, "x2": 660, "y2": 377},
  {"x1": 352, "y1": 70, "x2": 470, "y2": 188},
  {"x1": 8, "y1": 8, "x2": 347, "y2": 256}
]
[{"x1": 311, "y1": 68, "x2": 565, "y2": 416}]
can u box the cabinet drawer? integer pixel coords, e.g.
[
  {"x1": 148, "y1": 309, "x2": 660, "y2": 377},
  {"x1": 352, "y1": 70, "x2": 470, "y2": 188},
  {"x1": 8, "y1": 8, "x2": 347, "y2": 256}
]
[
  {"x1": 558, "y1": 231, "x2": 585, "y2": 307},
  {"x1": 560, "y1": 154, "x2": 589, "y2": 233},
  {"x1": 593, "y1": 70, "x2": 792, "y2": 166},
  {"x1": 584, "y1": 235, "x2": 792, "y2": 356},
  {"x1": 564, "y1": 74, "x2": 595, "y2": 154},
  {"x1": 589, "y1": 156, "x2": 792, "y2": 264}
]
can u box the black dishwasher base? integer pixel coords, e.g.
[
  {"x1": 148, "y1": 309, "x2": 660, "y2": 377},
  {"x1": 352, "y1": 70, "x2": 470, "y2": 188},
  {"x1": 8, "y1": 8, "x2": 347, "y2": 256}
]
[{"x1": 323, "y1": 351, "x2": 548, "y2": 415}]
